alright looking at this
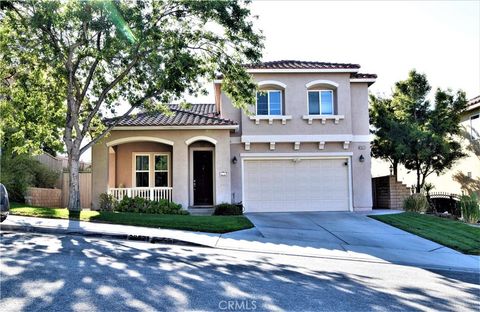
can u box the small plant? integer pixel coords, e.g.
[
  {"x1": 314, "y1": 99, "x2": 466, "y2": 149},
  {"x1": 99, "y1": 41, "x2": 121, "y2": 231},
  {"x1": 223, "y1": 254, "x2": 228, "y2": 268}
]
[
  {"x1": 403, "y1": 193, "x2": 429, "y2": 213},
  {"x1": 213, "y1": 203, "x2": 243, "y2": 216},
  {"x1": 99, "y1": 193, "x2": 117, "y2": 211},
  {"x1": 115, "y1": 196, "x2": 187, "y2": 215},
  {"x1": 460, "y1": 193, "x2": 480, "y2": 224}
]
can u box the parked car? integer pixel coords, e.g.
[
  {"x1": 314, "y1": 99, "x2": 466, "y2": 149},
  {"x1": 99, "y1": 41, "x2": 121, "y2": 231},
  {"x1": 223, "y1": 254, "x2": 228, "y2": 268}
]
[{"x1": 0, "y1": 183, "x2": 9, "y2": 222}]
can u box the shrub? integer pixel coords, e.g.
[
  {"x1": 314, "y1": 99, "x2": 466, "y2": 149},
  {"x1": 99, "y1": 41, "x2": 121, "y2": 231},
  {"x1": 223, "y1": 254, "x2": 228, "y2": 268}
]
[
  {"x1": 460, "y1": 193, "x2": 480, "y2": 224},
  {"x1": 115, "y1": 196, "x2": 187, "y2": 215},
  {"x1": 213, "y1": 203, "x2": 243, "y2": 215},
  {"x1": 0, "y1": 152, "x2": 60, "y2": 202},
  {"x1": 403, "y1": 193, "x2": 429, "y2": 213},
  {"x1": 99, "y1": 193, "x2": 117, "y2": 211}
]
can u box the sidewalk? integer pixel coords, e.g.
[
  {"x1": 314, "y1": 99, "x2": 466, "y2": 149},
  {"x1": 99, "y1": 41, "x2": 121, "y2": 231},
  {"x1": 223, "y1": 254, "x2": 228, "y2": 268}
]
[{"x1": 2, "y1": 215, "x2": 479, "y2": 273}]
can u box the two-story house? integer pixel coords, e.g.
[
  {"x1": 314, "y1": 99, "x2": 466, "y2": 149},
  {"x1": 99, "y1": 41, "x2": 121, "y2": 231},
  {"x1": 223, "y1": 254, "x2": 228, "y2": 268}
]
[{"x1": 91, "y1": 60, "x2": 376, "y2": 213}]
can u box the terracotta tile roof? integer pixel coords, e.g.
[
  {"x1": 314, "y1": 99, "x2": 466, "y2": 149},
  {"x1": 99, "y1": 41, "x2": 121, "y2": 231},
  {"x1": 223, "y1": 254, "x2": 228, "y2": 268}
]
[
  {"x1": 108, "y1": 104, "x2": 237, "y2": 127},
  {"x1": 350, "y1": 73, "x2": 377, "y2": 79},
  {"x1": 468, "y1": 95, "x2": 480, "y2": 106},
  {"x1": 244, "y1": 60, "x2": 360, "y2": 70}
]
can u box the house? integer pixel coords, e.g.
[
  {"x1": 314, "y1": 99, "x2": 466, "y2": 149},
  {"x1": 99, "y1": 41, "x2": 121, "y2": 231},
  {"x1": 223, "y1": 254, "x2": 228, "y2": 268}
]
[
  {"x1": 371, "y1": 95, "x2": 480, "y2": 195},
  {"x1": 91, "y1": 60, "x2": 376, "y2": 213}
]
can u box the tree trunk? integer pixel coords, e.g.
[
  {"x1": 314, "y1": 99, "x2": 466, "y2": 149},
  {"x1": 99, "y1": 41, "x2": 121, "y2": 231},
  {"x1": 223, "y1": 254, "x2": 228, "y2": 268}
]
[
  {"x1": 416, "y1": 167, "x2": 422, "y2": 193},
  {"x1": 393, "y1": 160, "x2": 398, "y2": 177},
  {"x1": 68, "y1": 152, "x2": 81, "y2": 211}
]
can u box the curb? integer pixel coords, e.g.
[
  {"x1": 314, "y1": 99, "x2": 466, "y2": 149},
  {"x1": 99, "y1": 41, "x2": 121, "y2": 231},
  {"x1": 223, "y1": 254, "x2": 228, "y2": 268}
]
[{"x1": 0, "y1": 224, "x2": 207, "y2": 248}]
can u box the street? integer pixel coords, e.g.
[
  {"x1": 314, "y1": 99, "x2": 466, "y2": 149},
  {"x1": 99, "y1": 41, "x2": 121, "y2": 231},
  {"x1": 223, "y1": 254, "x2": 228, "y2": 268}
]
[{"x1": 1, "y1": 232, "x2": 479, "y2": 312}]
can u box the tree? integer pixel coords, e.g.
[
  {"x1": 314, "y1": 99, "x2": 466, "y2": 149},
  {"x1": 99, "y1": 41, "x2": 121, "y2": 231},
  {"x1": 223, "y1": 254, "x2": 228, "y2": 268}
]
[
  {"x1": 1, "y1": 0, "x2": 263, "y2": 211},
  {"x1": 453, "y1": 128, "x2": 480, "y2": 194},
  {"x1": 370, "y1": 70, "x2": 467, "y2": 193},
  {"x1": 0, "y1": 53, "x2": 66, "y2": 155},
  {"x1": 370, "y1": 95, "x2": 407, "y2": 176}
]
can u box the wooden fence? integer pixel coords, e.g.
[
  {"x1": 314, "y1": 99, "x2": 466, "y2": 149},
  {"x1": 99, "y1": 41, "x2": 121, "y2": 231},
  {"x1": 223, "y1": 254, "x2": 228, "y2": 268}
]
[{"x1": 62, "y1": 172, "x2": 92, "y2": 208}]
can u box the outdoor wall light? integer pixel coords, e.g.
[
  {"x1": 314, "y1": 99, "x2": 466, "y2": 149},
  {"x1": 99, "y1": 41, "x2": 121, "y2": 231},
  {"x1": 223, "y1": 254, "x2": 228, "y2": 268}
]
[
  {"x1": 359, "y1": 154, "x2": 365, "y2": 163},
  {"x1": 232, "y1": 156, "x2": 237, "y2": 164}
]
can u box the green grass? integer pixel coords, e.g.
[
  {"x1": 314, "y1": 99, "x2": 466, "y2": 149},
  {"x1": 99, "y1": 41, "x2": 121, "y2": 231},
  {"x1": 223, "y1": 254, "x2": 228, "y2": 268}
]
[
  {"x1": 9, "y1": 203, "x2": 253, "y2": 233},
  {"x1": 370, "y1": 212, "x2": 480, "y2": 255}
]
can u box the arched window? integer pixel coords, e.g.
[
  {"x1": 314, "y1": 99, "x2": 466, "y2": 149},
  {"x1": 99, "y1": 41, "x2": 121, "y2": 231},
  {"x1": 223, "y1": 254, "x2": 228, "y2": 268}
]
[
  {"x1": 256, "y1": 80, "x2": 286, "y2": 116},
  {"x1": 305, "y1": 80, "x2": 338, "y2": 115}
]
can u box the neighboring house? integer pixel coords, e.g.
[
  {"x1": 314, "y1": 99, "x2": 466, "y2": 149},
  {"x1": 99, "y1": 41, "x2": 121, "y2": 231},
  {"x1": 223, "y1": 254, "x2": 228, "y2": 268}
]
[
  {"x1": 371, "y1": 95, "x2": 480, "y2": 194},
  {"x1": 91, "y1": 60, "x2": 376, "y2": 212}
]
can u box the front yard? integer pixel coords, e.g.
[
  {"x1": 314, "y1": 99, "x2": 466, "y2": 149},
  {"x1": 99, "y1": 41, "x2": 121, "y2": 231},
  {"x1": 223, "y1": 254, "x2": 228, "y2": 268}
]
[
  {"x1": 9, "y1": 203, "x2": 253, "y2": 233},
  {"x1": 370, "y1": 212, "x2": 480, "y2": 255}
]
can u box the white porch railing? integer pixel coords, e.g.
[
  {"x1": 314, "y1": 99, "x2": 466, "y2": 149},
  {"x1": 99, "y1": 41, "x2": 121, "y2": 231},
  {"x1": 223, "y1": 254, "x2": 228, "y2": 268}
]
[{"x1": 108, "y1": 187, "x2": 173, "y2": 202}]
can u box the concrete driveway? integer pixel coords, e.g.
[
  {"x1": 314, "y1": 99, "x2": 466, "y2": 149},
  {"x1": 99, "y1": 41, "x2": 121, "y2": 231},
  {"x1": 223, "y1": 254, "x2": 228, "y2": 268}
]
[{"x1": 246, "y1": 211, "x2": 456, "y2": 253}]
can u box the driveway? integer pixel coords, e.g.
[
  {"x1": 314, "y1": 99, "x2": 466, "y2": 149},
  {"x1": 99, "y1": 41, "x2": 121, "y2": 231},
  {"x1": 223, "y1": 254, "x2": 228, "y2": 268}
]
[{"x1": 246, "y1": 211, "x2": 458, "y2": 252}]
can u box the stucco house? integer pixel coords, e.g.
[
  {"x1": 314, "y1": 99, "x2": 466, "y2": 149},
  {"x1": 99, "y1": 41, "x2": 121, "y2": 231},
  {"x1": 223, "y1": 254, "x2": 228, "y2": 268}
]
[
  {"x1": 91, "y1": 60, "x2": 376, "y2": 213},
  {"x1": 372, "y1": 95, "x2": 480, "y2": 194}
]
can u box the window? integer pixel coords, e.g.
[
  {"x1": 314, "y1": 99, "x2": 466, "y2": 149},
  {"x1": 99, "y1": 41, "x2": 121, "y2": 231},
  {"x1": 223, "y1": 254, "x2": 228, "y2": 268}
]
[
  {"x1": 154, "y1": 155, "x2": 169, "y2": 187},
  {"x1": 308, "y1": 90, "x2": 334, "y2": 115},
  {"x1": 256, "y1": 90, "x2": 282, "y2": 115},
  {"x1": 135, "y1": 155, "x2": 150, "y2": 187},
  {"x1": 471, "y1": 114, "x2": 479, "y2": 140},
  {"x1": 134, "y1": 153, "x2": 170, "y2": 187}
]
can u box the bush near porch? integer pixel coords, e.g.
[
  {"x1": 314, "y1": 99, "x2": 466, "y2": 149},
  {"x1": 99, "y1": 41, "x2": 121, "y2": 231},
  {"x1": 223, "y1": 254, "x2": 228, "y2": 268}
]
[
  {"x1": 9, "y1": 203, "x2": 253, "y2": 233},
  {"x1": 99, "y1": 194, "x2": 187, "y2": 215}
]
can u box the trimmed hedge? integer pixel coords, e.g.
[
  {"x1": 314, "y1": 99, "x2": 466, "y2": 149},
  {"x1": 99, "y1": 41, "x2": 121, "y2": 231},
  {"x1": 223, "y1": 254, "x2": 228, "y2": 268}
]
[
  {"x1": 115, "y1": 196, "x2": 188, "y2": 215},
  {"x1": 213, "y1": 203, "x2": 243, "y2": 215}
]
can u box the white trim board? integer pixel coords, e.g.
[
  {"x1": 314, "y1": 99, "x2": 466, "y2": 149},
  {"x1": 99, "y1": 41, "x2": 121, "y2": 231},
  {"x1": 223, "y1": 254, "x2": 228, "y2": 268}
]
[
  {"x1": 107, "y1": 136, "x2": 174, "y2": 147},
  {"x1": 241, "y1": 134, "x2": 370, "y2": 143},
  {"x1": 305, "y1": 79, "x2": 339, "y2": 88},
  {"x1": 240, "y1": 152, "x2": 353, "y2": 158},
  {"x1": 350, "y1": 78, "x2": 376, "y2": 83},
  {"x1": 258, "y1": 80, "x2": 287, "y2": 88}
]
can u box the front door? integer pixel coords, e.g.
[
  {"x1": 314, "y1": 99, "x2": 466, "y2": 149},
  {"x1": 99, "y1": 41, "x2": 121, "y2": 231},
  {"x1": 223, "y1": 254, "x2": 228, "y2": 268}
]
[{"x1": 193, "y1": 150, "x2": 214, "y2": 206}]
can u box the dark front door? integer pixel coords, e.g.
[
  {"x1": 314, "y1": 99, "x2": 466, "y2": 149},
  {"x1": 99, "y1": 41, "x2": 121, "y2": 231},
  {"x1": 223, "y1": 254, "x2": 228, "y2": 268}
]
[{"x1": 193, "y1": 150, "x2": 213, "y2": 206}]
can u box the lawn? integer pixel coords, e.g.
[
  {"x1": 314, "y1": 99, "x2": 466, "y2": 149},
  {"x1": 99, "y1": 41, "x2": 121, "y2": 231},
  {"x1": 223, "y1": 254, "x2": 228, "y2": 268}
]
[
  {"x1": 370, "y1": 212, "x2": 480, "y2": 255},
  {"x1": 9, "y1": 203, "x2": 253, "y2": 233}
]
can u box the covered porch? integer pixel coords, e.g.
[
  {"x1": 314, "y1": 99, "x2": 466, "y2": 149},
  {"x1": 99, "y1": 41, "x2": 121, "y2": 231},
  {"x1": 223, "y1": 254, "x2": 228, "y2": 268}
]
[{"x1": 91, "y1": 130, "x2": 232, "y2": 209}]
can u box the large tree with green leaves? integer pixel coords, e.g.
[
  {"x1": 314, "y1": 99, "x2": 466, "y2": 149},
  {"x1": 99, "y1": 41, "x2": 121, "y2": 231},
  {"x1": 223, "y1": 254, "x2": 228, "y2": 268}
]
[
  {"x1": 370, "y1": 70, "x2": 467, "y2": 193},
  {"x1": 1, "y1": 0, "x2": 263, "y2": 211}
]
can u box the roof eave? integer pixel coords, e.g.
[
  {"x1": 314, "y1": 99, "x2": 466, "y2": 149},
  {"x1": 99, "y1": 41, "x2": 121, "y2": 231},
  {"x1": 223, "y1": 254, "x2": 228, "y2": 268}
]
[{"x1": 246, "y1": 68, "x2": 360, "y2": 74}]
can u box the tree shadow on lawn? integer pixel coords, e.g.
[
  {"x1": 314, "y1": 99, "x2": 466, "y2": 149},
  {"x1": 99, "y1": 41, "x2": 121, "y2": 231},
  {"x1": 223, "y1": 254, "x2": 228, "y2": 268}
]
[{"x1": 0, "y1": 232, "x2": 478, "y2": 312}]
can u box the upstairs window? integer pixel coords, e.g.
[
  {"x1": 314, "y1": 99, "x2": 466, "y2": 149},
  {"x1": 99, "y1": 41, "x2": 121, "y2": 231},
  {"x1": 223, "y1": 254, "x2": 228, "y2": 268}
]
[
  {"x1": 308, "y1": 90, "x2": 334, "y2": 115},
  {"x1": 256, "y1": 90, "x2": 282, "y2": 115}
]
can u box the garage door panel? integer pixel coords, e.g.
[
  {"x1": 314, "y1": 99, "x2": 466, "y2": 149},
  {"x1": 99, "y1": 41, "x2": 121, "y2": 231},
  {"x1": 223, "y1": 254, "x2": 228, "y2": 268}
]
[{"x1": 243, "y1": 158, "x2": 349, "y2": 212}]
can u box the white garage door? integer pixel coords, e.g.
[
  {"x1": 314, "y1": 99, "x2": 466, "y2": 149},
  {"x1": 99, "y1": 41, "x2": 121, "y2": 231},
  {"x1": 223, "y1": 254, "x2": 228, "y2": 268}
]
[{"x1": 243, "y1": 158, "x2": 350, "y2": 212}]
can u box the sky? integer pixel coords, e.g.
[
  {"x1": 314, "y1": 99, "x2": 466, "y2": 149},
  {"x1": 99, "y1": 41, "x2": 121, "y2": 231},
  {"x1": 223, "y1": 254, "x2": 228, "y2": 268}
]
[{"x1": 81, "y1": 0, "x2": 480, "y2": 162}]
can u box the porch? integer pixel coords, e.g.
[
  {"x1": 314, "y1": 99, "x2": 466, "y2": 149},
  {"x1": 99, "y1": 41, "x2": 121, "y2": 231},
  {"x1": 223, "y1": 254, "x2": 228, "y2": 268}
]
[{"x1": 93, "y1": 132, "x2": 232, "y2": 209}]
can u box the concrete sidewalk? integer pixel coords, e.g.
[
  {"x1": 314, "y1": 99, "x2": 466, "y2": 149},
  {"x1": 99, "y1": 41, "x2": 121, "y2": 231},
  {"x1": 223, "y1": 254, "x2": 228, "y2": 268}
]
[{"x1": 1, "y1": 215, "x2": 479, "y2": 273}]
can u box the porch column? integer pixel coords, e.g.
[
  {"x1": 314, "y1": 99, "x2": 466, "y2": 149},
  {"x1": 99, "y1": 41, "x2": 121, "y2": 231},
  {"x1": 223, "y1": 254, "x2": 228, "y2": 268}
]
[
  {"x1": 215, "y1": 131, "x2": 232, "y2": 204},
  {"x1": 172, "y1": 141, "x2": 189, "y2": 208},
  {"x1": 91, "y1": 141, "x2": 109, "y2": 210}
]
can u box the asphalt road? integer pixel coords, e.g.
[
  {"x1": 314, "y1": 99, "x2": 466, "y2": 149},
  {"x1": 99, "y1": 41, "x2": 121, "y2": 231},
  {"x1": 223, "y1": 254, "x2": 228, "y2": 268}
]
[{"x1": 0, "y1": 232, "x2": 479, "y2": 312}]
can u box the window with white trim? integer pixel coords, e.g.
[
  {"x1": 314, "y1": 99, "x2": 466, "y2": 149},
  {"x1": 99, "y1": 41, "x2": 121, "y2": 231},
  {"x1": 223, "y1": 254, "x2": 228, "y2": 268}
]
[
  {"x1": 135, "y1": 155, "x2": 150, "y2": 187},
  {"x1": 133, "y1": 153, "x2": 170, "y2": 187},
  {"x1": 256, "y1": 90, "x2": 282, "y2": 115},
  {"x1": 154, "y1": 154, "x2": 169, "y2": 187},
  {"x1": 471, "y1": 114, "x2": 479, "y2": 140},
  {"x1": 308, "y1": 90, "x2": 334, "y2": 115}
]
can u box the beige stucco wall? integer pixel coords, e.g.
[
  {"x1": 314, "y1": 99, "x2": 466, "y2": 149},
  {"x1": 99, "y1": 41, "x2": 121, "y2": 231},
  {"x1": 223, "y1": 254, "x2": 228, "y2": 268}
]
[
  {"x1": 92, "y1": 129, "x2": 232, "y2": 210},
  {"x1": 222, "y1": 73, "x2": 356, "y2": 136},
  {"x1": 372, "y1": 106, "x2": 480, "y2": 194}
]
